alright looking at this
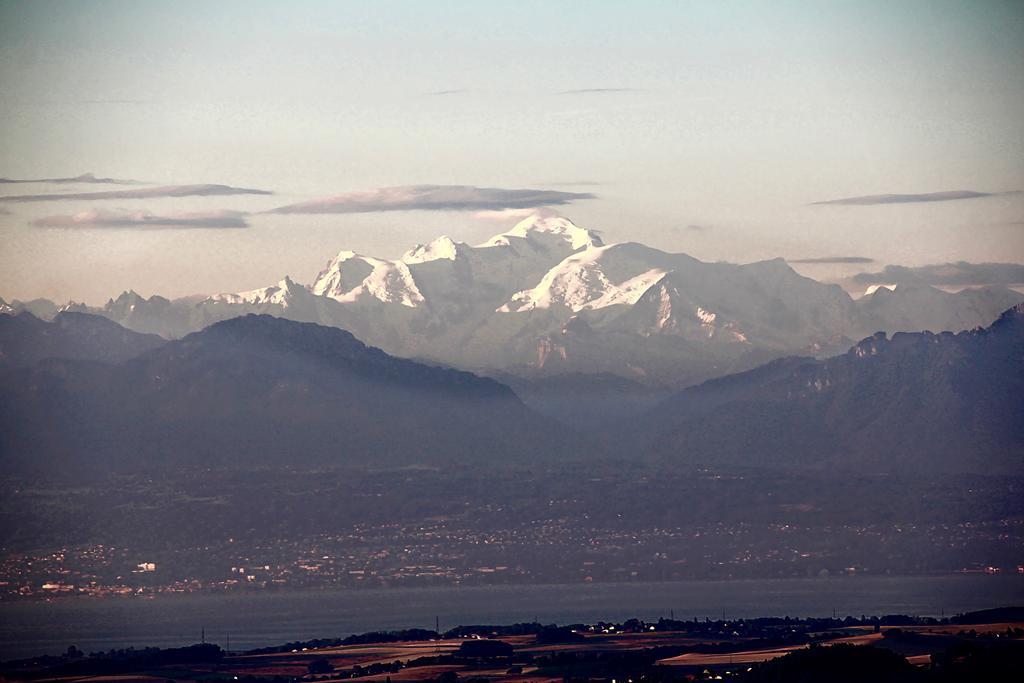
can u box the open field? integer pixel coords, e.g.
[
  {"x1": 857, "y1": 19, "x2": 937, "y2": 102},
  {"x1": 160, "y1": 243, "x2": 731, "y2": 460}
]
[{"x1": 8, "y1": 618, "x2": 1022, "y2": 683}]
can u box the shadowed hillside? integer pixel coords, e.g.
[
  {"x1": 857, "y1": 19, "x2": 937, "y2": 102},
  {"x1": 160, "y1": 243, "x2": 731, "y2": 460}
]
[
  {"x1": 627, "y1": 304, "x2": 1024, "y2": 474},
  {"x1": 0, "y1": 314, "x2": 569, "y2": 474}
]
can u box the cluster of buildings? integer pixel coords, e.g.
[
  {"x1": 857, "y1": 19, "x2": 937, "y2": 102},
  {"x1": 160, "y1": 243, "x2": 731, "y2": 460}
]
[{"x1": 1, "y1": 515, "x2": 1020, "y2": 600}]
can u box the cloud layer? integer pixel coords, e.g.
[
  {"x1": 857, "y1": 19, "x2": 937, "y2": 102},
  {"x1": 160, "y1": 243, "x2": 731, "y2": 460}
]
[
  {"x1": 558, "y1": 88, "x2": 638, "y2": 95},
  {"x1": 269, "y1": 185, "x2": 596, "y2": 214},
  {"x1": 0, "y1": 172, "x2": 138, "y2": 185},
  {"x1": 33, "y1": 209, "x2": 249, "y2": 229},
  {"x1": 0, "y1": 183, "x2": 271, "y2": 203},
  {"x1": 852, "y1": 261, "x2": 1024, "y2": 287},
  {"x1": 811, "y1": 190, "x2": 1004, "y2": 205},
  {"x1": 789, "y1": 256, "x2": 875, "y2": 264},
  {"x1": 536, "y1": 180, "x2": 604, "y2": 187}
]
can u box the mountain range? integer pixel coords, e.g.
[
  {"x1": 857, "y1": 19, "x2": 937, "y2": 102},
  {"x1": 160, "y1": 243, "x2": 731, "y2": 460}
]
[
  {"x1": 0, "y1": 310, "x2": 164, "y2": 369},
  {"x1": 1, "y1": 304, "x2": 1022, "y2": 476},
  {"x1": 626, "y1": 303, "x2": 1024, "y2": 474},
  {"x1": 5, "y1": 214, "x2": 1021, "y2": 391},
  {"x1": 0, "y1": 314, "x2": 566, "y2": 474}
]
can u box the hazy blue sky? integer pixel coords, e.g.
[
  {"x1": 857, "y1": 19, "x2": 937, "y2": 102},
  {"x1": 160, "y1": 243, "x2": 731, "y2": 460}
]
[{"x1": 1, "y1": 0, "x2": 1022, "y2": 303}]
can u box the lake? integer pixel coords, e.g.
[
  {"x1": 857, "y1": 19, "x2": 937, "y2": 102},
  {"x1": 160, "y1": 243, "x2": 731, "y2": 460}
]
[{"x1": 2, "y1": 574, "x2": 1022, "y2": 660}]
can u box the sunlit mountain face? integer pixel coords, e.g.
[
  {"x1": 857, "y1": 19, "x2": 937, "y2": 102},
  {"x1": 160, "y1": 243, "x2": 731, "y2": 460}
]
[{"x1": 11, "y1": 214, "x2": 1021, "y2": 392}]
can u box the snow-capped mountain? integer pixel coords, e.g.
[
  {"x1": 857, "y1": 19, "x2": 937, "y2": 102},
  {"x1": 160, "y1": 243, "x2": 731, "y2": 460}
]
[
  {"x1": 500, "y1": 243, "x2": 857, "y2": 347},
  {"x1": 209, "y1": 275, "x2": 307, "y2": 307},
  {"x1": 499, "y1": 242, "x2": 682, "y2": 313},
  {"x1": 312, "y1": 214, "x2": 603, "y2": 312},
  {"x1": 313, "y1": 252, "x2": 425, "y2": 307},
  {"x1": 6, "y1": 213, "x2": 1021, "y2": 389}
]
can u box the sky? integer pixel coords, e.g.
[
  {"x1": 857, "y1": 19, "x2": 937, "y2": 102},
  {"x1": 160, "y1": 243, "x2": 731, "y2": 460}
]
[{"x1": 1, "y1": 0, "x2": 1022, "y2": 304}]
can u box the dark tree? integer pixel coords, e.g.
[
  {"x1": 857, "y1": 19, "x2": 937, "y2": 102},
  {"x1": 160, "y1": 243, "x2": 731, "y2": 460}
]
[
  {"x1": 456, "y1": 639, "x2": 514, "y2": 658},
  {"x1": 740, "y1": 644, "x2": 915, "y2": 683},
  {"x1": 307, "y1": 658, "x2": 333, "y2": 675}
]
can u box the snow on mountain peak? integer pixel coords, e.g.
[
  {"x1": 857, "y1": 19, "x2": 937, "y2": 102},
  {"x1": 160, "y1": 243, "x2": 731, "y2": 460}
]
[
  {"x1": 401, "y1": 235, "x2": 466, "y2": 264},
  {"x1": 331, "y1": 249, "x2": 361, "y2": 262},
  {"x1": 499, "y1": 243, "x2": 670, "y2": 313},
  {"x1": 864, "y1": 283, "x2": 898, "y2": 297},
  {"x1": 211, "y1": 275, "x2": 306, "y2": 307},
  {"x1": 312, "y1": 251, "x2": 424, "y2": 308},
  {"x1": 483, "y1": 214, "x2": 603, "y2": 251}
]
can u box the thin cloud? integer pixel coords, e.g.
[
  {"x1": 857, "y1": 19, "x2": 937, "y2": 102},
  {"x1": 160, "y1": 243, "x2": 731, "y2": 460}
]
[
  {"x1": 5, "y1": 98, "x2": 149, "y2": 106},
  {"x1": 425, "y1": 89, "x2": 470, "y2": 96},
  {"x1": 472, "y1": 207, "x2": 564, "y2": 222},
  {"x1": 810, "y1": 190, "x2": 1014, "y2": 206},
  {"x1": 558, "y1": 88, "x2": 639, "y2": 95},
  {"x1": 536, "y1": 180, "x2": 605, "y2": 187},
  {"x1": 851, "y1": 261, "x2": 1024, "y2": 287},
  {"x1": 268, "y1": 185, "x2": 596, "y2": 215},
  {"x1": 0, "y1": 183, "x2": 272, "y2": 203},
  {"x1": 0, "y1": 172, "x2": 140, "y2": 185},
  {"x1": 79, "y1": 99, "x2": 149, "y2": 105},
  {"x1": 789, "y1": 256, "x2": 875, "y2": 264},
  {"x1": 33, "y1": 209, "x2": 249, "y2": 229}
]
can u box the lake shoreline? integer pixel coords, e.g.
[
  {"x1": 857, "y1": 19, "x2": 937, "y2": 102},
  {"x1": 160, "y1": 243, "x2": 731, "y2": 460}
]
[{"x1": 2, "y1": 574, "x2": 1022, "y2": 660}]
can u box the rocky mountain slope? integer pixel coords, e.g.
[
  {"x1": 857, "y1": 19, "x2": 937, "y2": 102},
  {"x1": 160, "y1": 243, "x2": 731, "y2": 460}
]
[{"x1": 625, "y1": 304, "x2": 1024, "y2": 474}]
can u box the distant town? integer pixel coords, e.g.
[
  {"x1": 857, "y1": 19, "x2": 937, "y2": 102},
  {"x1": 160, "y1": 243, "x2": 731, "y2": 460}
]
[{"x1": 4, "y1": 513, "x2": 1021, "y2": 600}]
